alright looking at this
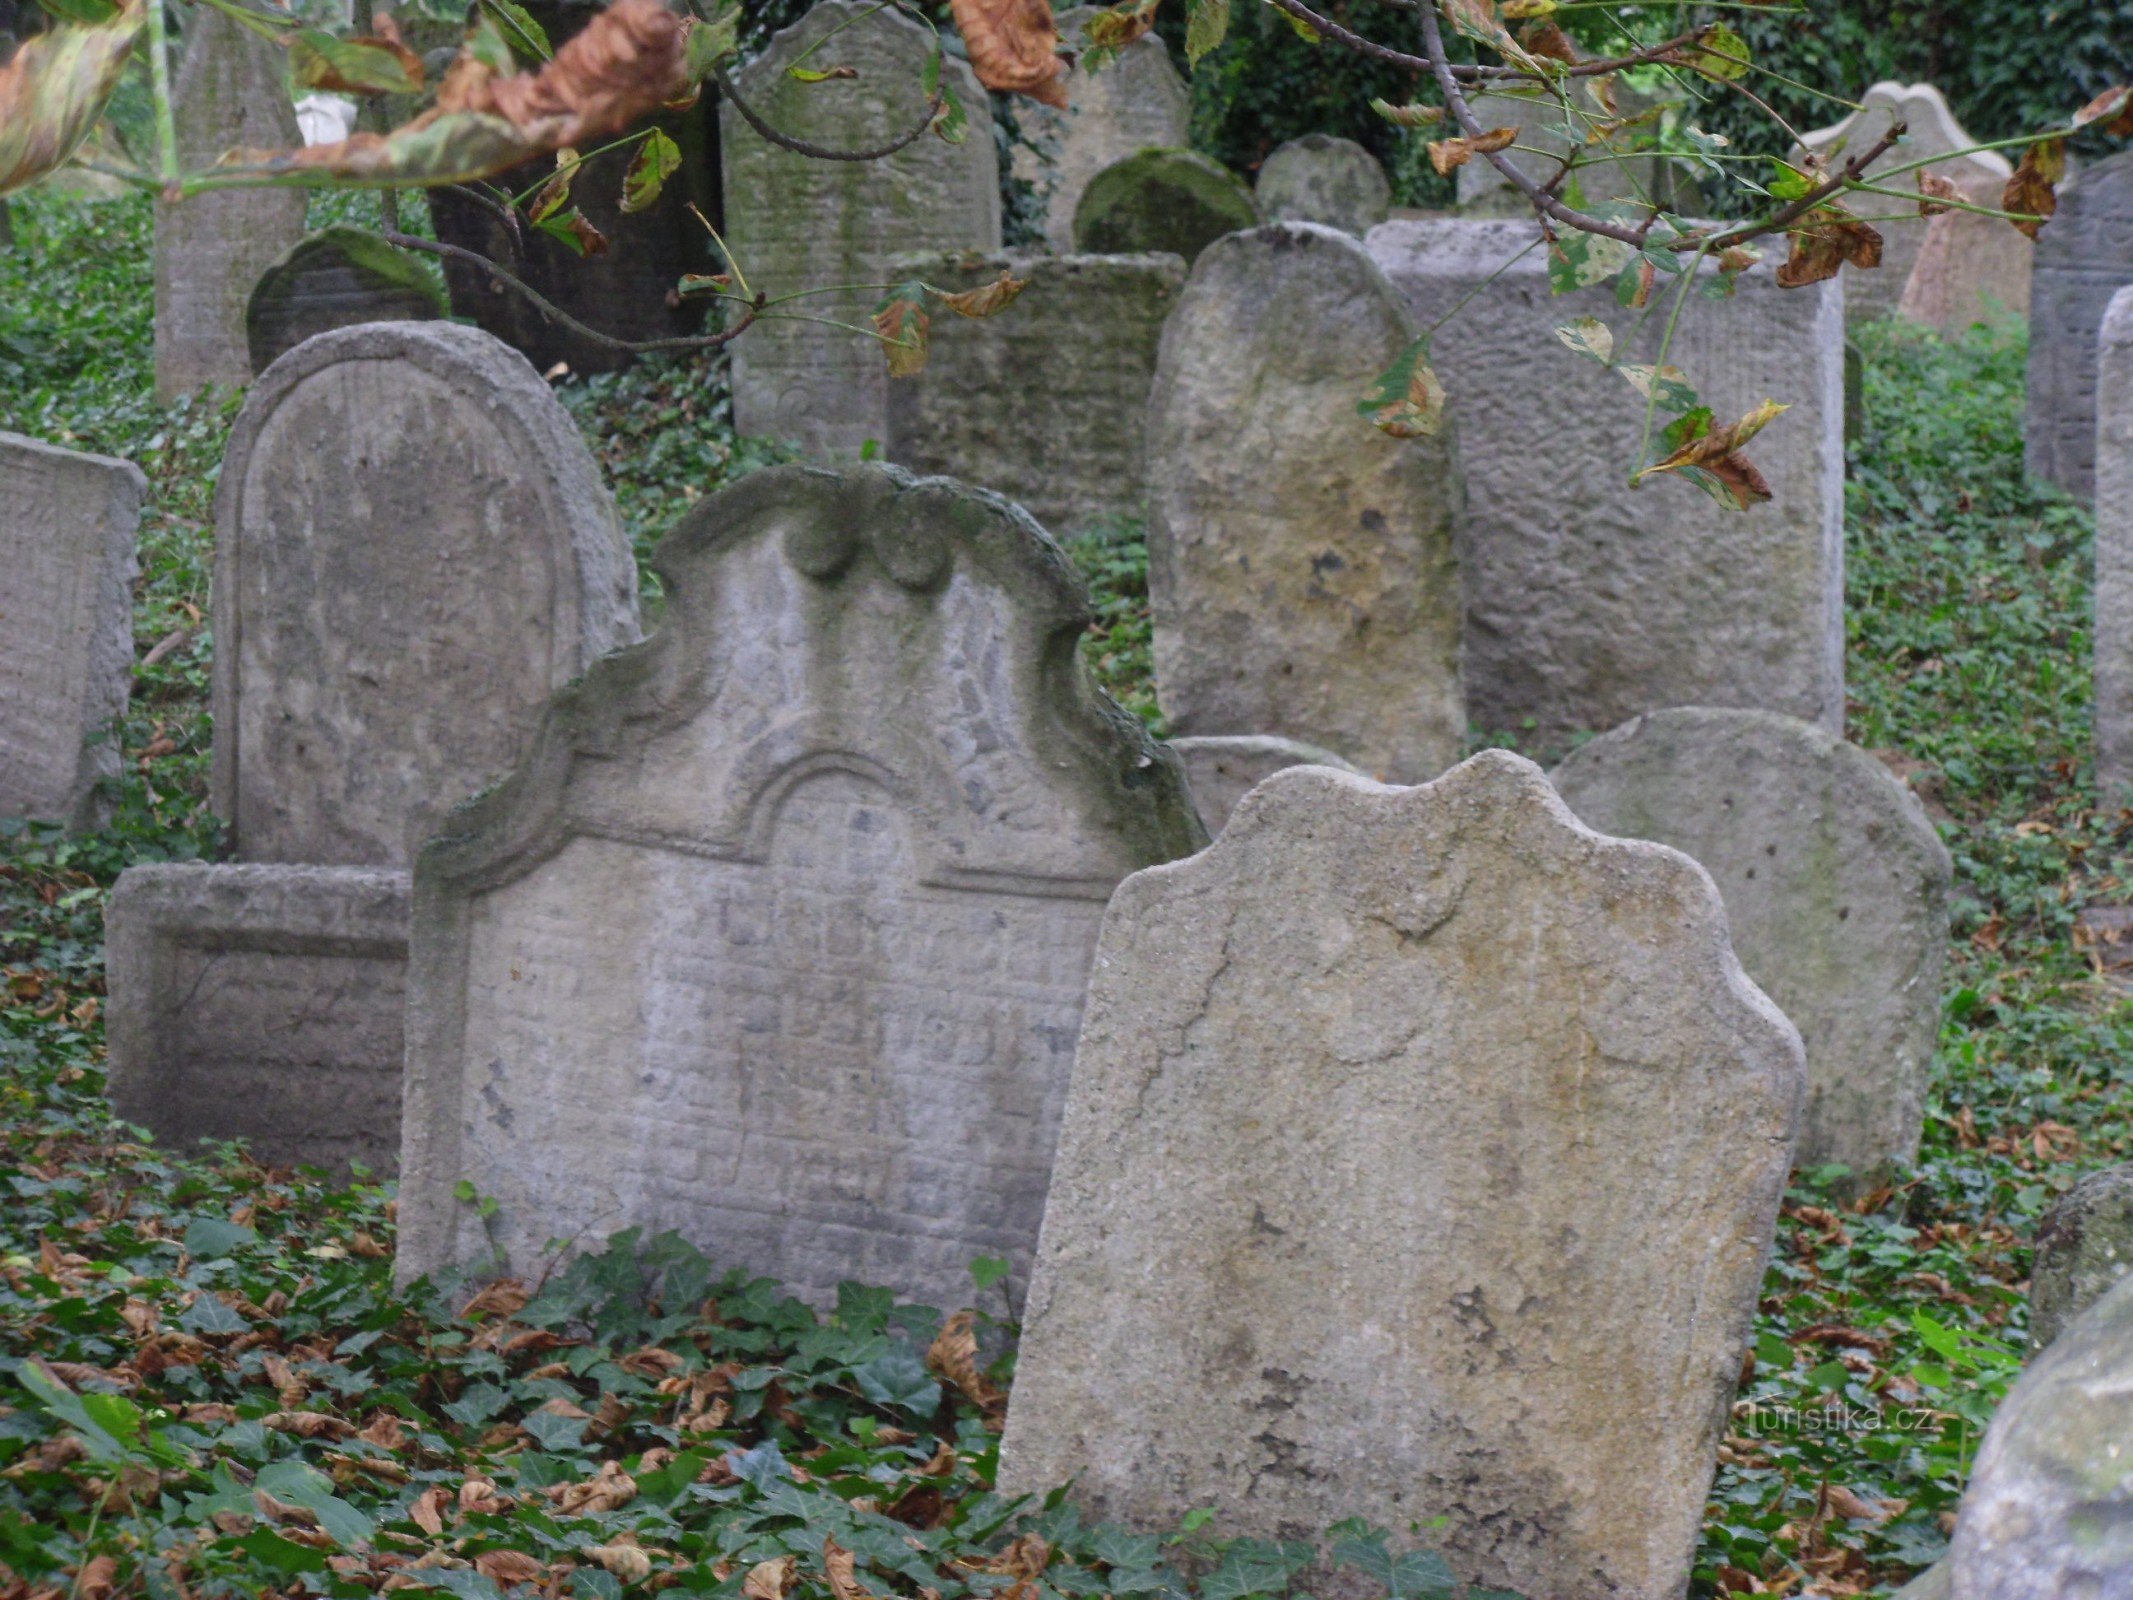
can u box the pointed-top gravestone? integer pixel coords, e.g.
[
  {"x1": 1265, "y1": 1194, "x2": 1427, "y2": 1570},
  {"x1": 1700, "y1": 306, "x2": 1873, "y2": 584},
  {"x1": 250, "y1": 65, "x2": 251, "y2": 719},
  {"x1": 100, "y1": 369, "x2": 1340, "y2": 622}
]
[
  {"x1": 2033, "y1": 152, "x2": 2133, "y2": 503},
  {"x1": 1254, "y1": 134, "x2": 1391, "y2": 237},
  {"x1": 211, "y1": 321, "x2": 639, "y2": 867},
  {"x1": 397, "y1": 463, "x2": 1205, "y2": 1309},
  {"x1": 999, "y1": 751, "x2": 1803, "y2": 1600}
]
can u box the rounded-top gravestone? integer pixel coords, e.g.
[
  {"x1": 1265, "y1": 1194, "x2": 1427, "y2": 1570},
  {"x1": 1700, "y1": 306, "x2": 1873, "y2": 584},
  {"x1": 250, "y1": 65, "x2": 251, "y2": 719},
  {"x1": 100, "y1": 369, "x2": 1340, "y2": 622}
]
[
  {"x1": 245, "y1": 227, "x2": 447, "y2": 376},
  {"x1": 1072, "y1": 148, "x2": 1257, "y2": 264},
  {"x1": 2030, "y1": 1164, "x2": 2133, "y2": 1352},
  {"x1": 1254, "y1": 134, "x2": 1391, "y2": 237}
]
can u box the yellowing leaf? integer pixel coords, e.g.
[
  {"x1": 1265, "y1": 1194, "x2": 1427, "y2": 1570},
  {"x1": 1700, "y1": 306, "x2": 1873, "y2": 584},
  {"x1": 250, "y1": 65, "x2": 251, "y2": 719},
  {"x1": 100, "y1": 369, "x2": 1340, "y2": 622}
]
[
  {"x1": 1427, "y1": 125, "x2": 1516, "y2": 177},
  {"x1": 620, "y1": 126, "x2": 681, "y2": 214},
  {"x1": 1683, "y1": 21, "x2": 1748, "y2": 81},
  {"x1": 2074, "y1": 84, "x2": 2133, "y2": 136},
  {"x1": 290, "y1": 23, "x2": 426, "y2": 97},
  {"x1": 528, "y1": 147, "x2": 577, "y2": 222},
  {"x1": 1357, "y1": 334, "x2": 1448, "y2": 439},
  {"x1": 536, "y1": 205, "x2": 609, "y2": 256},
  {"x1": 1553, "y1": 316, "x2": 1613, "y2": 365},
  {"x1": 1636, "y1": 398, "x2": 1788, "y2": 509},
  {"x1": 1185, "y1": 0, "x2": 1229, "y2": 65},
  {"x1": 683, "y1": 6, "x2": 741, "y2": 83},
  {"x1": 2004, "y1": 137, "x2": 2066, "y2": 239},
  {"x1": 873, "y1": 282, "x2": 931, "y2": 378},
  {"x1": 1081, "y1": 0, "x2": 1159, "y2": 52},
  {"x1": 938, "y1": 270, "x2": 1028, "y2": 318},
  {"x1": 0, "y1": 0, "x2": 144, "y2": 198},
  {"x1": 1370, "y1": 98, "x2": 1444, "y2": 129},
  {"x1": 786, "y1": 64, "x2": 858, "y2": 82},
  {"x1": 951, "y1": 0, "x2": 1068, "y2": 107}
]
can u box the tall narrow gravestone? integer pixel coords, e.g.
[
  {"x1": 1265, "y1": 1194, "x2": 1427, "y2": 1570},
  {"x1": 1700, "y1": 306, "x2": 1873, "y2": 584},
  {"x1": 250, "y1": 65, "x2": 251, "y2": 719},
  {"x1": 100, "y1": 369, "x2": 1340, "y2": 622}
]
[
  {"x1": 2027, "y1": 149, "x2": 2133, "y2": 503},
  {"x1": 999, "y1": 752, "x2": 1804, "y2": 1600},
  {"x1": 721, "y1": 2, "x2": 999, "y2": 453},
  {"x1": 2094, "y1": 286, "x2": 2133, "y2": 799},
  {"x1": 1148, "y1": 224, "x2": 1463, "y2": 783},
  {"x1": 0, "y1": 434, "x2": 144, "y2": 832},
  {"x1": 1552, "y1": 708, "x2": 1951, "y2": 1181},
  {"x1": 396, "y1": 463, "x2": 1205, "y2": 1307}
]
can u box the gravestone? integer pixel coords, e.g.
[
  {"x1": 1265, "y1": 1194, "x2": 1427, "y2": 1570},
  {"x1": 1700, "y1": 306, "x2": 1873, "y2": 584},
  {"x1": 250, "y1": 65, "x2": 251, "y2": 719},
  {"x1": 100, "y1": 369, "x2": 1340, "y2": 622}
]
[
  {"x1": 1368, "y1": 217, "x2": 1845, "y2": 757},
  {"x1": 2030, "y1": 1165, "x2": 2133, "y2": 1351},
  {"x1": 1015, "y1": 8, "x2": 1189, "y2": 252},
  {"x1": 0, "y1": 434, "x2": 143, "y2": 832},
  {"x1": 1898, "y1": 198, "x2": 2033, "y2": 331},
  {"x1": 1552, "y1": 708, "x2": 1951, "y2": 1180},
  {"x1": 106, "y1": 865, "x2": 410, "y2": 1177},
  {"x1": 885, "y1": 250, "x2": 1184, "y2": 532},
  {"x1": 396, "y1": 463, "x2": 1205, "y2": 1308},
  {"x1": 245, "y1": 227, "x2": 447, "y2": 376},
  {"x1": 1166, "y1": 734, "x2": 1359, "y2": 835},
  {"x1": 211, "y1": 320, "x2": 639, "y2": 867},
  {"x1": 1800, "y1": 83, "x2": 2012, "y2": 326},
  {"x1": 999, "y1": 751, "x2": 1804, "y2": 1600},
  {"x1": 722, "y1": 1, "x2": 999, "y2": 452},
  {"x1": 2027, "y1": 148, "x2": 2133, "y2": 503},
  {"x1": 1149, "y1": 223, "x2": 1463, "y2": 783},
  {"x1": 1254, "y1": 134, "x2": 1391, "y2": 237},
  {"x1": 1072, "y1": 149, "x2": 1257, "y2": 264},
  {"x1": 152, "y1": 8, "x2": 308, "y2": 399},
  {"x1": 2094, "y1": 286, "x2": 2133, "y2": 798}
]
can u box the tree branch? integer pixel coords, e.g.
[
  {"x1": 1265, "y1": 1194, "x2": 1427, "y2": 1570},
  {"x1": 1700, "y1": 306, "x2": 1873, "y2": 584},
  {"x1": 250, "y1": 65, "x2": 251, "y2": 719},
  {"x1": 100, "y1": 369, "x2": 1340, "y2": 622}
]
[{"x1": 714, "y1": 68, "x2": 943, "y2": 163}]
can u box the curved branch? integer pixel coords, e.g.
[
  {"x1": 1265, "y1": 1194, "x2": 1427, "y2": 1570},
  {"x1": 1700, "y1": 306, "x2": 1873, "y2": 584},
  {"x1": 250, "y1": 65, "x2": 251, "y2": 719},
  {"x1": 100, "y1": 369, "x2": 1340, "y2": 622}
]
[
  {"x1": 1264, "y1": 0, "x2": 1697, "y2": 83},
  {"x1": 440, "y1": 183, "x2": 525, "y2": 252},
  {"x1": 714, "y1": 68, "x2": 942, "y2": 163}
]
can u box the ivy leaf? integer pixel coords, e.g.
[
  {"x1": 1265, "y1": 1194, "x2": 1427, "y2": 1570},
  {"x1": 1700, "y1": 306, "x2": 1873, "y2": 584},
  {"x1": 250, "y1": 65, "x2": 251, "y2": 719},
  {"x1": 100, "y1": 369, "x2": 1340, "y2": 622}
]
[
  {"x1": 872, "y1": 282, "x2": 932, "y2": 378},
  {"x1": 2003, "y1": 138, "x2": 2066, "y2": 239},
  {"x1": 1184, "y1": 0, "x2": 1229, "y2": 65},
  {"x1": 0, "y1": 0, "x2": 144, "y2": 198},
  {"x1": 184, "y1": 1215, "x2": 258, "y2": 1258},
  {"x1": 1358, "y1": 335, "x2": 1448, "y2": 439},
  {"x1": 620, "y1": 127, "x2": 681, "y2": 214}
]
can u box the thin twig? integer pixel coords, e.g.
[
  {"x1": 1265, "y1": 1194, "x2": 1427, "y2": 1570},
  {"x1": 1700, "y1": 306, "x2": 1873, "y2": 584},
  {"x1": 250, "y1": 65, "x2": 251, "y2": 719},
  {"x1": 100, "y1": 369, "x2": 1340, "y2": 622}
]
[{"x1": 715, "y1": 68, "x2": 941, "y2": 162}]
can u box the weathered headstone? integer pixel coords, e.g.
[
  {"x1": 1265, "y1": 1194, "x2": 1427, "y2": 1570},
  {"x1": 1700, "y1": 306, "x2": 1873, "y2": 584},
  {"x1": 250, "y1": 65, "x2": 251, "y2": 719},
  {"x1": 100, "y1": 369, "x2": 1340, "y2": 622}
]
[
  {"x1": 885, "y1": 250, "x2": 1183, "y2": 532},
  {"x1": 1368, "y1": 217, "x2": 1845, "y2": 756},
  {"x1": 1800, "y1": 83, "x2": 2012, "y2": 326},
  {"x1": 1552, "y1": 708, "x2": 1951, "y2": 1180},
  {"x1": 152, "y1": 8, "x2": 308, "y2": 399},
  {"x1": 211, "y1": 320, "x2": 640, "y2": 867},
  {"x1": 1015, "y1": 8, "x2": 1189, "y2": 252},
  {"x1": 722, "y1": 1, "x2": 999, "y2": 452},
  {"x1": 0, "y1": 434, "x2": 143, "y2": 832},
  {"x1": 1149, "y1": 223, "x2": 1463, "y2": 783},
  {"x1": 1254, "y1": 134, "x2": 1391, "y2": 237},
  {"x1": 2027, "y1": 148, "x2": 2133, "y2": 502},
  {"x1": 1165, "y1": 734, "x2": 1359, "y2": 835},
  {"x1": 999, "y1": 752, "x2": 1804, "y2": 1600},
  {"x1": 245, "y1": 227, "x2": 447, "y2": 376},
  {"x1": 2095, "y1": 286, "x2": 2133, "y2": 797},
  {"x1": 1947, "y1": 1273, "x2": 2133, "y2": 1596},
  {"x1": 1897, "y1": 195, "x2": 2033, "y2": 330},
  {"x1": 1072, "y1": 149, "x2": 1257, "y2": 264},
  {"x1": 2030, "y1": 1165, "x2": 2133, "y2": 1352},
  {"x1": 106, "y1": 865, "x2": 410, "y2": 1177},
  {"x1": 396, "y1": 463, "x2": 1205, "y2": 1307}
]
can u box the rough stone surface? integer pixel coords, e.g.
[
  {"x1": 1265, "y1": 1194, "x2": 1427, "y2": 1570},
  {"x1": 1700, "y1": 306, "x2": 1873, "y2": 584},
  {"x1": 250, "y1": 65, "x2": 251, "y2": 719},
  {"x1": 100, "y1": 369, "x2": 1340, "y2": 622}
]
[
  {"x1": 105, "y1": 864, "x2": 410, "y2": 1177},
  {"x1": 998, "y1": 751, "x2": 1804, "y2": 1600},
  {"x1": 1948, "y1": 1273, "x2": 2133, "y2": 1597},
  {"x1": 0, "y1": 433, "x2": 144, "y2": 832},
  {"x1": 1015, "y1": 8, "x2": 1188, "y2": 252},
  {"x1": 722, "y1": 2, "x2": 999, "y2": 452},
  {"x1": 1072, "y1": 149, "x2": 1257, "y2": 264},
  {"x1": 2027, "y1": 149, "x2": 2133, "y2": 503},
  {"x1": 1368, "y1": 217, "x2": 1845, "y2": 756},
  {"x1": 1552, "y1": 708, "x2": 1952, "y2": 1180},
  {"x1": 211, "y1": 321, "x2": 639, "y2": 867},
  {"x1": 885, "y1": 251, "x2": 1183, "y2": 532},
  {"x1": 1800, "y1": 84, "x2": 2011, "y2": 326},
  {"x1": 1897, "y1": 178, "x2": 2033, "y2": 330},
  {"x1": 2030, "y1": 1164, "x2": 2133, "y2": 1352},
  {"x1": 2095, "y1": 287, "x2": 2133, "y2": 798},
  {"x1": 1254, "y1": 134, "x2": 1391, "y2": 237},
  {"x1": 1149, "y1": 223, "x2": 1463, "y2": 783},
  {"x1": 397, "y1": 463, "x2": 1206, "y2": 1308},
  {"x1": 152, "y1": 9, "x2": 308, "y2": 399},
  {"x1": 245, "y1": 227, "x2": 447, "y2": 376},
  {"x1": 1165, "y1": 734, "x2": 1359, "y2": 835}
]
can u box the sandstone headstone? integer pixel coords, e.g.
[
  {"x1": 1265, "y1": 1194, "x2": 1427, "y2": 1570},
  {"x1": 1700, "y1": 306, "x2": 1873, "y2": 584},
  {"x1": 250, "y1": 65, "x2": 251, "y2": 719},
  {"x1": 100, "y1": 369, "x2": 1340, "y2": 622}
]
[
  {"x1": 397, "y1": 463, "x2": 1205, "y2": 1307},
  {"x1": 885, "y1": 251, "x2": 1183, "y2": 532},
  {"x1": 0, "y1": 434, "x2": 143, "y2": 832},
  {"x1": 1897, "y1": 195, "x2": 2033, "y2": 330},
  {"x1": 1254, "y1": 134, "x2": 1391, "y2": 237},
  {"x1": 2027, "y1": 149, "x2": 2133, "y2": 502},
  {"x1": 2094, "y1": 286, "x2": 2133, "y2": 797},
  {"x1": 999, "y1": 751, "x2": 1804, "y2": 1600},
  {"x1": 1165, "y1": 734, "x2": 1359, "y2": 835},
  {"x1": 1072, "y1": 149, "x2": 1257, "y2": 264},
  {"x1": 211, "y1": 321, "x2": 639, "y2": 867},
  {"x1": 1149, "y1": 223, "x2": 1463, "y2": 782},
  {"x1": 2030, "y1": 1165, "x2": 2133, "y2": 1351},
  {"x1": 1948, "y1": 1273, "x2": 2133, "y2": 1596},
  {"x1": 1368, "y1": 217, "x2": 1845, "y2": 756},
  {"x1": 1015, "y1": 8, "x2": 1189, "y2": 252},
  {"x1": 152, "y1": 8, "x2": 308, "y2": 398},
  {"x1": 106, "y1": 865, "x2": 410, "y2": 1176},
  {"x1": 245, "y1": 227, "x2": 447, "y2": 376},
  {"x1": 722, "y1": 1, "x2": 999, "y2": 451},
  {"x1": 1552, "y1": 708, "x2": 1951, "y2": 1180}
]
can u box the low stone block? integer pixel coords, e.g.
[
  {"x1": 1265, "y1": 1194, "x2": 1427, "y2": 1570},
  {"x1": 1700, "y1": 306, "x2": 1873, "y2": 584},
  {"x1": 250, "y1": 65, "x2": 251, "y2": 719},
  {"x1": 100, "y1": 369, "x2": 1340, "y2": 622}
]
[
  {"x1": 2030, "y1": 1164, "x2": 2133, "y2": 1352},
  {"x1": 1165, "y1": 734, "x2": 1358, "y2": 835},
  {"x1": 1253, "y1": 134, "x2": 1390, "y2": 237},
  {"x1": 1072, "y1": 149, "x2": 1257, "y2": 264},
  {"x1": 245, "y1": 227, "x2": 447, "y2": 377}
]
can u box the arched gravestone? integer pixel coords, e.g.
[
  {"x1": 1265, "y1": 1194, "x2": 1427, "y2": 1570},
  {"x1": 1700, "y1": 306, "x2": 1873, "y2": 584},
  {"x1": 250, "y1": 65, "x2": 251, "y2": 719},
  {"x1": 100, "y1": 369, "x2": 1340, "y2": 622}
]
[
  {"x1": 396, "y1": 463, "x2": 1206, "y2": 1309},
  {"x1": 2029, "y1": 150, "x2": 2133, "y2": 504},
  {"x1": 1254, "y1": 134, "x2": 1391, "y2": 237},
  {"x1": 245, "y1": 227, "x2": 447, "y2": 376},
  {"x1": 721, "y1": 1, "x2": 999, "y2": 452},
  {"x1": 1072, "y1": 148, "x2": 1257, "y2": 264},
  {"x1": 211, "y1": 321, "x2": 640, "y2": 867}
]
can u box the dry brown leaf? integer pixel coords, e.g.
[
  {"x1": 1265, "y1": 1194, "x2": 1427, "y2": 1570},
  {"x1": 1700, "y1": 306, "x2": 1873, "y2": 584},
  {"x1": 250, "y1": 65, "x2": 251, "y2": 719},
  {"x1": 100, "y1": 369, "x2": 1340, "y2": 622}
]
[
  {"x1": 357, "y1": 1411, "x2": 407, "y2": 1452},
  {"x1": 952, "y1": 0, "x2": 1067, "y2": 107},
  {"x1": 1774, "y1": 206, "x2": 1882, "y2": 289},
  {"x1": 264, "y1": 1410, "x2": 357, "y2": 1440},
  {"x1": 1916, "y1": 170, "x2": 1960, "y2": 217},
  {"x1": 255, "y1": 1488, "x2": 322, "y2": 1527},
  {"x1": 409, "y1": 1485, "x2": 450, "y2": 1536},
  {"x1": 1517, "y1": 18, "x2": 1578, "y2": 65},
  {"x1": 548, "y1": 1459, "x2": 637, "y2": 1515},
  {"x1": 458, "y1": 1476, "x2": 510, "y2": 1515},
  {"x1": 1425, "y1": 125, "x2": 1516, "y2": 177},
  {"x1": 824, "y1": 1536, "x2": 878, "y2": 1600},
  {"x1": 981, "y1": 1535, "x2": 1052, "y2": 1580},
  {"x1": 2074, "y1": 84, "x2": 2133, "y2": 137},
  {"x1": 939, "y1": 270, "x2": 1029, "y2": 318},
  {"x1": 474, "y1": 1550, "x2": 548, "y2": 1585},
  {"x1": 457, "y1": 1279, "x2": 533, "y2": 1323},
  {"x1": 926, "y1": 1310, "x2": 1005, "y2": 1411},
  {"x1": 2005, "y1": 137, "x2": 2066, "y2": 239},
  {"x1": 587, "y1": 1540, "x2": 656, "y2": 1583},
  {"x1": 73, "y1": 1555, "x2": 119, "y2": 1600},
  {"x1": 743, "y1": 1554, "x2": 799, "y2": 1600}
]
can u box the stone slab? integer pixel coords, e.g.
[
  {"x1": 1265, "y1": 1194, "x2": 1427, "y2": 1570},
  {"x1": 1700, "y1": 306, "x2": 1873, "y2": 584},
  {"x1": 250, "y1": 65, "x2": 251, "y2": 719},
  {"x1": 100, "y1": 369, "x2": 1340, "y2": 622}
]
[
  {"x1": 245, "y1": 226, "x2": 447, "y2": 377},
  {"x1": 998, "y1": 751, "x2": 1804, "y2": 1600},
  {"x1": 1165, "y1": 734, "x2": 1359, "y2": 835},
  {"x1": 1254, "y1": 134, "x2": 1390, "y2": 237},
  {"x1": 1897, "y1": 176, "x2": 2032, "y2": 330},
  {"x1": 2030, "y1": 1164, "x2": 2133, "y2": 1352},
  {"x1": 1072, "y1": 148, "x2": 1257, "y2": 264},
  {"x1": 2095, "y1": 286, "x2": 2133, "y2": 798},
  {"x1": 2027, "y1": 149, "x2": 2133, "y2": 503}
]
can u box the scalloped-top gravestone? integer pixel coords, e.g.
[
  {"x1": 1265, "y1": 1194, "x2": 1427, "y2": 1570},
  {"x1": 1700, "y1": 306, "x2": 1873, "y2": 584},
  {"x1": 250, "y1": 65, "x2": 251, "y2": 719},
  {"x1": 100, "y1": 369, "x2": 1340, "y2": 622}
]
[
  {"x1": 722, "y1": 1, "x2": 999, "y2": 453},
  {"x1": 396, "y1": 463, "x2": 1205, "y2": 1309},
  {"x1": 1254, "y1": 134, "x2": 1391, "y2": 237},
  {"x1": 1072, "y1": 148, "x2": 1257, "y2": 264},
  {"x1": 245, "y1": 227, "x2": 447, "y2": 376},
  {"x1": 999, "y1": 752, "x2": 1804, "y2": 1600}
]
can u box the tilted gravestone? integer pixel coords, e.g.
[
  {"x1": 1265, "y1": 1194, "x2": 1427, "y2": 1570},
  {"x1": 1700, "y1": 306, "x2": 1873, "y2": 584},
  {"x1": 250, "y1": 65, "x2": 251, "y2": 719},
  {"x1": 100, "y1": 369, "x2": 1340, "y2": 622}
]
[
  {"x1": 885, "y1": 250, "x2": 1184, "y2": 533},
  {"x1": 2029, "y1": 1164, "x2": 2133, "y2": 1352},
  {"x1": 999, "y1": 752, "x2": 1804, "y2": 1600},
  {"x1": 1072, "y1": 148, "x2": 1257, "y2": 264},
  {"x1": 152, "y1": 8, "x2": 308, "y2": 399},
  {"x1": 2027, "y1": 148, "x2": 2133, "y2": 503},
  {"x1": 1898, "y1": 195, "x2": 2032, "y2": 331},
  {"x1": 1368, "y1": 217, "x2": 1845, "y2": 757},
  {"x1": 2093, "y1": 285, "x2": 2133, "y2": 799},
  {"x1": 1165, "y1": 733, "x2": 1359, "y2": 835},
  {"x1": 1552, "y1": 708, "x2": 1951, "y2": 1182},
  {"x1": 245, "y1": 227, "x2": 447, "y2": 377},
  {"x1": 0, "y1": 433, "x2": 143, "y2": 832},
  {"x1": 1254, "y1": 134, "x2": 1391, "y2": 237},
  {"x1": 211, "y1": 320, "x2": 639, "y2": 867},
  {"x1": 1149, "y1": 223, "x2": 1463, "y2": 783},
  {"x1": 722, "y1": 1, "x2": 999, "y2": 453},
  {"x1": 396, "y1": 463, "x2": 1205, "y2": 1307}
]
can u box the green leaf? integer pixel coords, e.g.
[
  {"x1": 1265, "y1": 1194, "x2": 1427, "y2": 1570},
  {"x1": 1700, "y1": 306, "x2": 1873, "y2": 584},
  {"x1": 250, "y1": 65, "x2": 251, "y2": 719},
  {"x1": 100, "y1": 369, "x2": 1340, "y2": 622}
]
[
  {"x1": 17, "y1": 1361, "x2": 128, "y2": 1461},
  {"x1": 850, "y1": 1341, "x2": 940, "y2": 1411},
  {"x1": 1688, "y1": 21, "x2": 1749, "y2": 81},
  {"x1": 1766, "y1": 158, "x2": 1815, "y2": 202},
  {"x1": 1184, "y1": 0, "x2": 1229, "y2": 66},
  {"x1": 969, "y1": 1255, "x2": 1011, "y2": 1292},
  {"x1": 238, "y1": 1527, "x2": 333, "y2": 1576},
  {"x1": 477, "y1": 0, "x2": 552, "y2": 60},
  {"x1": 464, "y1": 12, "x2": 518, "y2": 77},
  {"x1": 1275, "y1": 7, "x2": 1319, "y2": 43},
  {"x1": 684, "y1": 3, "x2": 739, "y2": 81},
  {"x1": 620, "y1": 128, "x2": 682, "y2": 215},
  {"x1": 787, "y1": 64, "x2": 857, "y2": 83},
  {"x1": 180, "y1": 1293, "x2": 250, "y2": 1336},
  {"x1": 931, "y1": 76, "x2": 969, "y2": 144},
  {"x1": 289, "y1": 30, "x2": 420, "y2": 96},
  {"x1": 1358, "y1": 334, "x2": 1447, "y2": 438},
  {"x1": 255, "y1": 1460, "x2": 374, "y2": 1549},
  {"x1": 184, "y1": 1215, "x2": 258, "y2": 1258}
]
